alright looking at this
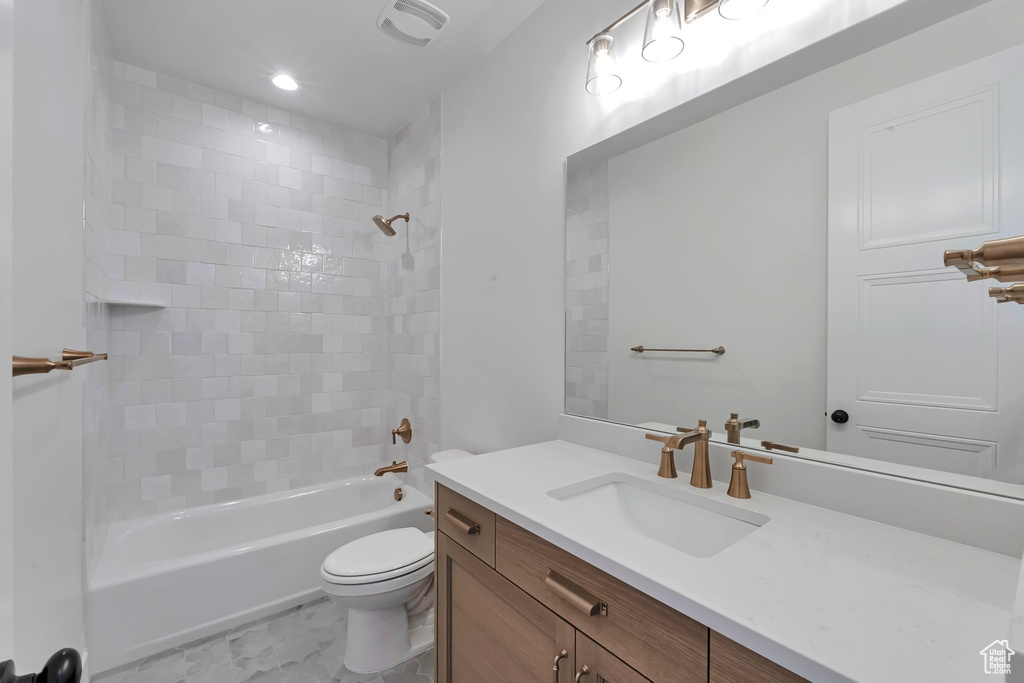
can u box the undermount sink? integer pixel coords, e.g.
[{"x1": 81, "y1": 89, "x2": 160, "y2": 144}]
[{"x1": 547, "y1": 473, "x2": 770, "y2": 558}]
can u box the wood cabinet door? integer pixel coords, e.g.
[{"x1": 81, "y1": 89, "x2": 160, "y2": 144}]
[
  {"x1": 436, "y1": 531, "x2": 576, "y2": 683},
  {"x1": 575, "y1": 632, "x2": 651, "y2": 683}
]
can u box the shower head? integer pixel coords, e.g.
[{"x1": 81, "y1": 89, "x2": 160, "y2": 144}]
[{"x1": 372, "y1": 213, "x2": 410, "y2": 237}]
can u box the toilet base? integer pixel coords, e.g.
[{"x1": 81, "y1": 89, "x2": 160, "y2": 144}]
[{"x1": 343, "y1": 606, "x2": 434, "y2": 675}]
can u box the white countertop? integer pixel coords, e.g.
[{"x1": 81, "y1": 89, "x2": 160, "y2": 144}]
[{"x1": 429, "y1": 440, "x2": 1020, "y2": 683}]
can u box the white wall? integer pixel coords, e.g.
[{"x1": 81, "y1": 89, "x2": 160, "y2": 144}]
[
  {"x1": 0, "y1": 0, "x2": 14, "y2": 657},
  {"x1": 606, "y1": 114, "x2": 825, "y2": 444},
  {"x1": 11, "y1": 0, "x2": 86, "y2": 665},
  {"x1": 439, "y1": 0, "x2": 1011, "y2": 453}
]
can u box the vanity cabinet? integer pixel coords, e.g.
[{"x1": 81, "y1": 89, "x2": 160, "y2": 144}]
[
  {"x1": 435, "y1": 484, "x2": 806, "y2": 683},
  {"x1": 436, "y1": 532, "x2": 575, "y2": 681}
]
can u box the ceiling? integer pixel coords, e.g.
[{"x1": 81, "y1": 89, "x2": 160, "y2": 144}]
[{"x1": 101, "y1": 0, "x2": 547, "y2": 138}]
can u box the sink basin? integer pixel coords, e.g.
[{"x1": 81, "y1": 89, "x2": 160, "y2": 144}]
[{"x1": 547, "y1": 473, "x2": 769, "y2": 558}]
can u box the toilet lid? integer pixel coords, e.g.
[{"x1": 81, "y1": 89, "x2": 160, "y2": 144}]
[{"x1": 322, "y1": 527, "x2": 433, "y2": 580}]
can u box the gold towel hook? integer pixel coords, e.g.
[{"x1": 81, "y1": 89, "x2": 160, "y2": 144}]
[{"x1": 12, "y1": 348, "x2": 108, "y2": 377}]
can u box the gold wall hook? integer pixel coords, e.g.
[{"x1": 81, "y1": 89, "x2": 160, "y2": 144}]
[
  {"x1": 13, "y1": 349, "x2": 108, "y2": 377},
  {"x1": 990, "y1": 285, "x2": 1024, "y2": 304},
  {"x1": 12, "y1": 356, "x2": 73, "y2": 377},
  {"x1": 727, "y1": 450, "x2": 773, "y2": 499},
  {"x1": 944, "y1": 236, "x2": 1024, "y2": 268}
]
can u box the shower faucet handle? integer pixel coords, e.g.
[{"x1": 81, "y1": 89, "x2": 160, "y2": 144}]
[{"x1": 391, "y1": 418, "x2": 412, "y2": 445}]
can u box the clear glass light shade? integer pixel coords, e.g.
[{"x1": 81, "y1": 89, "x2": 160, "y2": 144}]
[
  {"x1": 586, "y1": 34, "x2": 622, "y2": 95},
  {"x1": 718, "y1": 0, "x2": 770, "y2": 20},
  {"x1": 642, "y1": 0, "x2": 684, "y2": 63}
]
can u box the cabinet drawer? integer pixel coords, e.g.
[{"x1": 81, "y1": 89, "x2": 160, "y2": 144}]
[
  {"x1": 436, "y1": 484, "x2": 496, "y2": 567},
  {"x1": 709, "y1": 631, "x2": 807, "y2": 683},
  {"x1": 496, "y1": 517, "x2": 708, "y2": 683},
  {"x1": 575, "y1": 632, "x2": 650, "y2": 683}
]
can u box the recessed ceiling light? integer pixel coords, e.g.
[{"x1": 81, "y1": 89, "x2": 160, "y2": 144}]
[{"x1": 270, "y1": 73, "x2": 299, "y2": 91}]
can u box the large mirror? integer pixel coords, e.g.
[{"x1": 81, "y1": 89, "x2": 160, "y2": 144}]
[{"x1": 565, "y1": 0, "x2": 1024, "y2": 497}]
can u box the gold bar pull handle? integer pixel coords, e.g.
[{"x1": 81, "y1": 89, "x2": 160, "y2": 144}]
[
  {"x1": 544, "y1": 569, "x2": 608, "y2": 617},
  {"x1": 444, "y1": 508, "x2": 480, "y2": 535},
  {"x1": 552, "y1": 649, "x2": 568, "y2": 683},
  {"x1": 761, "y1": 440, "x2": 800, "y2": 453}
]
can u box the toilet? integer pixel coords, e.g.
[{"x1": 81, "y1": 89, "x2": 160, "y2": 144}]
[{"x1": 320, "y1": 449, "x2": 474, "y2": 674}]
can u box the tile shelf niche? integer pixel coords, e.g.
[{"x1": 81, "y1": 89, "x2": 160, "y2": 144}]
[{"x1": 102, "y1": 299, "x2": 166, "y2": 308}]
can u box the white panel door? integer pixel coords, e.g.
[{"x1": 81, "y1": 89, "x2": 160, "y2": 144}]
[{"x1": 828, "y1": 44, "x2": 1024, "y2": 483}]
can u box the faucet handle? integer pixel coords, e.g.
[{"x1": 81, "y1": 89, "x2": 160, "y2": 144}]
[
  {"x1": 727, "y1": 450, "x2": 772, "y2": 499},
  {"x1": 676, "y1": 419, "x2": 709, "y2": 436},
  {"x1": 732, "y1": 451, "x2": 772, "y2": 466},
  {"x1": 645, "y1": 433, "x2": 672, "y2": 444}
]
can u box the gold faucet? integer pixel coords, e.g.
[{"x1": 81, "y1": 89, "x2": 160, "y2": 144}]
[
  {"x1": 726, "y1": 451, "x2": 772, "y2": 499},
  {"x1": 724, "y1": 413, "x2": 760, "y2": 445},
  {"x1": 645, "y1": 420, "x2": 712, "y2": 486},
  {"x1": 374, "y1": 460, "x2": 408, "y2": 476}
]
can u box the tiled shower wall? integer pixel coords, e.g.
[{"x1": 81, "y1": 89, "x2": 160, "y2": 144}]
[
  {"x1": 386, "y1": 96, "x2": 442, "y2": 491},
  {"x1": 565, "y1": 161, "x2": 609, "y2": 419},
  {"x1": 100, "y1": 61, "x2": 402, "y2": 522}
]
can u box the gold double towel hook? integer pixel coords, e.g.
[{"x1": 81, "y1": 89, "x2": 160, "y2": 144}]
[
  {"x1": 944, "y1": 235, "x2": 1024, "y2": 303},
  {"x1": 12, "y1": 348, "x2": 108, "y2": 377}
]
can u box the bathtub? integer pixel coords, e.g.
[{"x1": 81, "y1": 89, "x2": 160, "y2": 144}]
[{"x1": 87, "y1": 475, "x2": 433, "y2": 674}]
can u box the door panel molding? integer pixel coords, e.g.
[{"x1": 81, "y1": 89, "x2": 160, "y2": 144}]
[
  {"x1": 855, "y1": 425, "x2": 997, "y2": 478},
  {"x1": 858, "y1": 86, "x2": 998, "y2": 250},
  {"x1": 856, "y1": 269, "x2": 997, "y2": 411}
]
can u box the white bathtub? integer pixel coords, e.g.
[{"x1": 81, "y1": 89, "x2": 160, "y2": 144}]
[{"x1": 87, "y1": 475, "x2": 433, "y2": 674}]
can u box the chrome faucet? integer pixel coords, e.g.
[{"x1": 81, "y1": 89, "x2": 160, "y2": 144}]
[
  {"x1": 645, "y1": 420, "x2": 712, "y2": 487},
  {"x1": 725, "y1": 413, "x2": 760, "y2": 445}
]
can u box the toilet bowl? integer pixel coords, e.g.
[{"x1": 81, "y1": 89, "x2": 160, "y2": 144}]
[
  {"x1": 320, "y1": 449, "x2": 474, "y2": 674},
  {"x1": 321, "y1": 527, "x2": 436, "y2": 674}
]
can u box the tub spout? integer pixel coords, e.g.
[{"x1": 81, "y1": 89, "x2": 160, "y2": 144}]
[{"x1": 374, "y1": 460, "x2": 408, "y2": 476}]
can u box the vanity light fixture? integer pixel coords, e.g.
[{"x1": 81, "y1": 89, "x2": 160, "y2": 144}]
[
  {"x1": 585, "y1": 0, "x2": 770, "y2": 94},
  {"x1": 643, "y1": 0, "x2": 685, "y2": 63},
  {"x1": 718, "y1": 0, "x2": 770, "y2": 20},
  {"x1": 270, "y1": 73, "x2": 300, "y2": 91},
  {"x1": 586, "y1": 33, "x2": 623, "y2": 95}
]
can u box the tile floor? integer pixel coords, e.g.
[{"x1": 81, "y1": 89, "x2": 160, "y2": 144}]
[{"x1": 93, "y1": 598, "x2": 434, "y2": 683}]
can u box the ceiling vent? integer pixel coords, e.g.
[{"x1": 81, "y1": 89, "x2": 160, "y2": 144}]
[{"x1": 377, "y1": 0, "x2": 450, "y2": 47}]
